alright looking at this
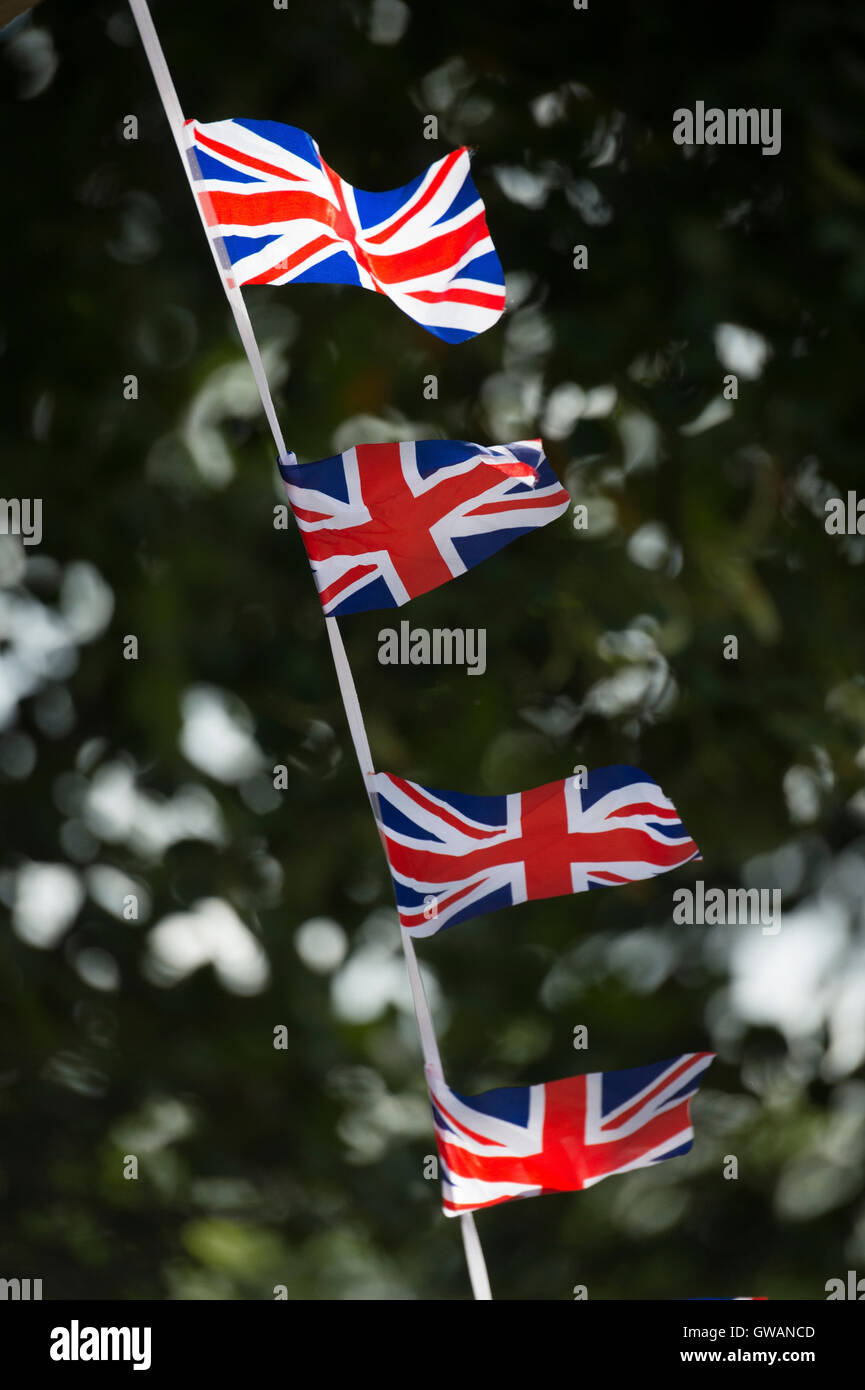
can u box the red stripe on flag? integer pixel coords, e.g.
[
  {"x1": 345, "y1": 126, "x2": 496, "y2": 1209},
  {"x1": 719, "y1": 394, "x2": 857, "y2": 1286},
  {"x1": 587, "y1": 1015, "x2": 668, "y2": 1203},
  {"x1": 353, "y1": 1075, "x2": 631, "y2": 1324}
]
[
  {"x1": 602, "y1": 1055, "x2": 709, "y2": 1132},
  {"x1": 399, "y1": 878, "x2": 482, "y2": 926},
  {"x1": 318, "y1": 563, "x2": 379, "y2": 609},
  {"x1": 442, "y1": 1194, "x2": 512, "y2": 1214},
  {"x1": 467, "y1": 490, "x2": 570, "y2": 517},
  {"x1": 433, "y1": 1094, "x2": 509, "y2": 1149},
  {"x1": 243, "y1": 235, "x2": 338, "y2": 285},
  {"x1": 407, "y1": 286, "x2": 507, "y2": 309},
  {"x1": 290, "y1": 505, "x2": 332, "y2": 524},
  {"x1": 193, "y1": 126, "x2": 307, "y2": 183},
  {"x1": 481, "y1": 462, "x2": 539, "y2": 480},
  {"x1": 203, "y1": 189, "x2": 340, "y2": 229},
  {"x1": 361, "y1": 148, "x2": 467, "y2": 245},
  {"x1": 363, "y1": 215, "x2": 491, "y2": 285},
  {"x1": 389, "y1": 777, "x2": 506, "y2": 842}
]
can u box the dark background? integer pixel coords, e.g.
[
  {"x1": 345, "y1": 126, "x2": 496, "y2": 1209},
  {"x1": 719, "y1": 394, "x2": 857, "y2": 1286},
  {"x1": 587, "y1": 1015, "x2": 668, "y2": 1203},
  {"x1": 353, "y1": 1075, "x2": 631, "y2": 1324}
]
[{"x1": 2, "y1": 0, "x2": 865, "y2": 1299}]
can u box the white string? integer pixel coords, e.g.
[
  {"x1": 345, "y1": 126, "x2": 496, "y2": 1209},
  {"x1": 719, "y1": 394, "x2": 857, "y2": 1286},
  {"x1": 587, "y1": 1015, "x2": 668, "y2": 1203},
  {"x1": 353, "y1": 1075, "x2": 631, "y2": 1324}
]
[
  {"x1": 460, "y1": 1208, "x2": 493, "y2": 1301},
  {"x1": 127, "y1": 0, "x2": 290, "y2": 463},
  {"x1": 326, "y1": 617, "x2": 491, "y2": 1300},
  {"x1": 127, "y1": 0, "x2": 492, "y2": 1302},
  {"x1": 325, "y1": 619, "x2": 444, "y2": 1070}
]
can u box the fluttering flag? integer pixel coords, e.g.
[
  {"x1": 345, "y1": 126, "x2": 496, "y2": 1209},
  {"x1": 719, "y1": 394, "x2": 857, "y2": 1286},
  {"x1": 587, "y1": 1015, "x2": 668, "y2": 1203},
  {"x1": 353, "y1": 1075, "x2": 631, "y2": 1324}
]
[
  {"x1": 278, "y1": 438, "x2": 571, "y2": 616},
  {"x1": 429, "y1": 1052, "x2": 715, "y2": 1215},
  {"x1": 372, "y1": 763, "x2": 700, "y2": 936},
  {"x1": 187, "y1": 118, "x2": 506, "y2": 342}
]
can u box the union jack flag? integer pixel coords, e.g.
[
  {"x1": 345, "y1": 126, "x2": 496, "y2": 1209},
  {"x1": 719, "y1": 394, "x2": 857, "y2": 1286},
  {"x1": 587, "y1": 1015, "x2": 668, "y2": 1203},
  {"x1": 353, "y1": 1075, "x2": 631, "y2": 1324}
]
[
  {"x1": 372, "y1": 763, "x2": 701, "y2": 936},
  {"x1": 429, "y1": 1052, "x2": 715, "y2": 1215},
  {"x1": 186, "y1": 118, "x2": 506, "y2": 342},
  {"x1": 279, "y1": 438, "x2": 571, "y2": 616}
]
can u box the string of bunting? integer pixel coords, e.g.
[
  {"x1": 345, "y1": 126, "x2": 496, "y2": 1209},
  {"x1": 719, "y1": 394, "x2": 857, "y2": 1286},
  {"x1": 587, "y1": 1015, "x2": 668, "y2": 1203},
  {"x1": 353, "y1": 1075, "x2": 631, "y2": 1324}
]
[{"x1": 127, "y1": 0, "x2": 758, "y2": 1302}]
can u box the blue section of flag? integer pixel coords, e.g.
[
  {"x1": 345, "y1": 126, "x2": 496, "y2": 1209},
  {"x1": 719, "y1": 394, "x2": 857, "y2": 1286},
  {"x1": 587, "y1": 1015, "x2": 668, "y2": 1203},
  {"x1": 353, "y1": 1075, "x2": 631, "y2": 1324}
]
[
  {"x1": 221, "y1": 233, "x2": 280, "y2": 264},
  {"x1": 430, "y1": 787, "x2": 509, "y2": 829},
  {"x1": 352, "y1": 168, "x2": 428, "y2": 227},
  {"x1": 279, "y1": 452, "x2": 350, "y2": 505},
  {"x1": 652, "y1": 1139, "x2": 694, "y2": 1161},
  {"x1": 413, "y1": 439, "x2": 475, "y2": 480},
  {"x1": 454, "y1": 1084, "x2": 531, "y2": 1129},
  {"x1": 451, "y1": 524, "x2": 540, "y2": 571},
  {"x1": 332, "y1": 576, "x2": 397, "y2": 615},
  {"x1": 291, "y1": 250, "x2": 364, "y2": 286},
  {"x1": 459, "y1": 249, "x2": 505, "y2": 283},
  {"x1": 193, "y1": 149, "x2": 258, "y2": 183},
  {"x1": 581, "y1": 765, "x2": 648, "y2": 814},
  {"x1": 233, "y1": 118, "x2": 320, "y2": 168},
  {"x1": 601, "y1": 1058, "x2": 673, "y2": 1116},
  {"x1": 432, "y1": 172, "x2": 480, "y2": 225}
]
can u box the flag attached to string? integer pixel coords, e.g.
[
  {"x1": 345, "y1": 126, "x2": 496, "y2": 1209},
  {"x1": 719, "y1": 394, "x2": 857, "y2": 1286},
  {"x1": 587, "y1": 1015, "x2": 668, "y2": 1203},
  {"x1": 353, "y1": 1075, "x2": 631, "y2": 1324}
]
[
  {"x1": 429, "y1": 1053, "x2": 715, "y2": 1216},
  {"x1": 372, "y1": 763, "x2": 700, "y2": 936},
  {"x1": 278, "y1": 438, "x2": 570, "y2": 616},
  {"x1": 186, "y1": 118, "x2": 506, "y2": 343}
]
